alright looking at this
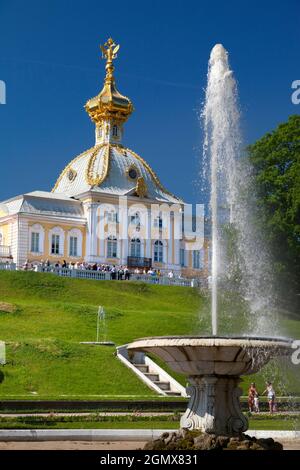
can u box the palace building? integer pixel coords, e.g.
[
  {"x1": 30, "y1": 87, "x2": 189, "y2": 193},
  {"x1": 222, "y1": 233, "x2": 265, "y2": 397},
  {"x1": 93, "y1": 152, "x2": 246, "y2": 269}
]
[{"x1": 0, "y1": 38, "x2": 209, "y2": 277}]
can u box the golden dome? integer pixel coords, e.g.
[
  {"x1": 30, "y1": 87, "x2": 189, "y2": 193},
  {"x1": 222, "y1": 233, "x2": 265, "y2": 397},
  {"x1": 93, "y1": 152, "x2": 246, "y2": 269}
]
[{"x1": 85, "y1": 38, "x2": 133, "y2": 125}]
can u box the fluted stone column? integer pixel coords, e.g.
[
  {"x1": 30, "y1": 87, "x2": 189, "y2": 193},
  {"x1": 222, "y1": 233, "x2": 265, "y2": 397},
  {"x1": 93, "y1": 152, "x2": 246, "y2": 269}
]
[{"x1": 180, "y1": 376, "x2": 248, "y2": 436}]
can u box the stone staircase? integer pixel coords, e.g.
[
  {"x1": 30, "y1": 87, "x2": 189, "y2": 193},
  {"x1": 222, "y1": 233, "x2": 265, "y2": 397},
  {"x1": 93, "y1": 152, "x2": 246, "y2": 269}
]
[{"x1": 117, "y1": 345, "x2": 186, "y2": 397}]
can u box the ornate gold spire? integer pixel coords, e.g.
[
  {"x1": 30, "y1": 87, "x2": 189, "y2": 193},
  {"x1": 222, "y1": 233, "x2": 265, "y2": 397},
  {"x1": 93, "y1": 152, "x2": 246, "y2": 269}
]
[
  {"x1": 85, "y1": 38, "x2": 133, "y2": 145},
  {"x1": 100, "y1": 37, "x2": 119, "y2": 86}
]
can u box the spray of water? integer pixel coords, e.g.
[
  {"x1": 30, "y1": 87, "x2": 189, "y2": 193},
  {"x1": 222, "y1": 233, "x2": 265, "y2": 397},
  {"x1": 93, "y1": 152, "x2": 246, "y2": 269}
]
[{"x1": 202, "y1": 44, "x2": 278, "y2": 336}]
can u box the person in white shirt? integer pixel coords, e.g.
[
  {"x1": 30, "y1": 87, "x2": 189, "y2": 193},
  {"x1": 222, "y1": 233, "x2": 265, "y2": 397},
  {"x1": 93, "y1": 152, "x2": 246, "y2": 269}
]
[{"x1": 262, "y1": 382, "x2": 276, "y2": 413}]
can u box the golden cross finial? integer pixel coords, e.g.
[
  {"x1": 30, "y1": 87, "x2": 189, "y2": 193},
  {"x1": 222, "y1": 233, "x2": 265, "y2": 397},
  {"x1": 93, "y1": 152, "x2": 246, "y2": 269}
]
[{"x1": 100, "y1": 38, "x2": 120, "y2": 85}]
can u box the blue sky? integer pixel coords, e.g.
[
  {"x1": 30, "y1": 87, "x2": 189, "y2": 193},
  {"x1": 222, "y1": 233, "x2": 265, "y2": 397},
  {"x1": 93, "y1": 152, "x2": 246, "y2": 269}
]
[{"x1": 0, "y1": 0, "x2": 299, "y2": 204}]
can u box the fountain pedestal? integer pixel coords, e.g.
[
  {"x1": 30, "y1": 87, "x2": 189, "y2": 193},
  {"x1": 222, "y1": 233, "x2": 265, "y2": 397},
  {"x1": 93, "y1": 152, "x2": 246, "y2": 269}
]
[
  {"x1": 128, "y1": 336, "x2": 291, "y2": 436},
  {"x1": 181, "y1": 376, "x2": 247, "y2": 435}
]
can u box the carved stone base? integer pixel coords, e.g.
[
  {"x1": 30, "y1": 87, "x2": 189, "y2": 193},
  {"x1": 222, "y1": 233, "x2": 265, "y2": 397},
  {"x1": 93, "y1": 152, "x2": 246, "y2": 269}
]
[{"x1": 180, "y1": 376, "x2": 248, "y2": 436}]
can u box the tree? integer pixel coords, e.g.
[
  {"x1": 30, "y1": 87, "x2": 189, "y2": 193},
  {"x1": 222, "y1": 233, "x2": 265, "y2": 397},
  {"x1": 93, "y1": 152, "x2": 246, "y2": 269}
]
[{"x1": 248, "y1": 115, "x2": 300, "y2": 312}]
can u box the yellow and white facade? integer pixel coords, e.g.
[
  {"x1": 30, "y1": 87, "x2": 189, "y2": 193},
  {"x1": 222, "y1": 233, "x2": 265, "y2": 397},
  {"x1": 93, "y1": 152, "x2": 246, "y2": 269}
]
[{"x1": 0, "y1": 38, "x2": 209, "y2": 277}]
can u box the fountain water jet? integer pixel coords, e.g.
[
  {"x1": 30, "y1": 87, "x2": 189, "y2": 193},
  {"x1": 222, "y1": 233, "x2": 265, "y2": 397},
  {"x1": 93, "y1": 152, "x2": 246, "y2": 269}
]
[
  {"x1": 202, "y1": 43, "x2": 242, "y2": 335},
  {"x1": 202, "y1": 44, "x2": 277, "y2": 336},
  {"x1": 128, "y1": 45, "x2": 292, "y2": 439}
]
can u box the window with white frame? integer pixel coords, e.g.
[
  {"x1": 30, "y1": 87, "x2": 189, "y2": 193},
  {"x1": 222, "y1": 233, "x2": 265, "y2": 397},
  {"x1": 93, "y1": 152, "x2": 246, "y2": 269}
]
[
  {"x1": 107, "y1": 236, "x2": 117, "y2": 258},
  {"x1": 107, "y1": 210, "x2": 118, "y2": 223},
  {"x1": 130, "y1": 238, "x2": 141, "y2": 257},
  {"x1": 68, "y1": 229, "x2": 82, "y2": 258},
  {"x1": 130, "y1": 213, "x2": 140, "y2": 225},
  {"x1": 154, "y1": 216, "x2": 163, "y2": 229},
  {"x1": 29, "y1": 224, "x2": 44, "y2": 254},
  {"x1": 154, "y1": 240, "x2": 163, "y2": 263},
  {"x1": 193, "y1": 250, "x2": 204, "y2": 269},
  {"x1": 49, "y1": 227, "x2": 64, "y2": 256},
  {"x1": 69, "y1": 236, "x2": 78, "y2": 257},
  {"x1": 51, "y1": 234, "x2": 60, "y2": 255},
  {"x1": 31, "y1": 232, "x2": 40, "y2": 253},
  {"x1": 180, "y1": 248, "x2": 185, "y2": 267},
  {"x1": 130, "y1": 212, "x2": 141, "y2": 231}
]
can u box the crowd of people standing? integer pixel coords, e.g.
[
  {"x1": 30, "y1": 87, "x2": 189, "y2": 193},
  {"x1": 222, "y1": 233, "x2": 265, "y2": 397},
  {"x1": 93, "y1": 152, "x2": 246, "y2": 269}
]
[{"x1": 22, "y1": 259, "x2": 178, "y2": 281}]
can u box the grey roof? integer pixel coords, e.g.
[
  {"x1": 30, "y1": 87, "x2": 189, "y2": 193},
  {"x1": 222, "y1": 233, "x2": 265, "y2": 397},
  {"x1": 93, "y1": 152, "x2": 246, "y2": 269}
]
[{"x1": 0, "y1": 191, "x2": 84, "y2": 220}]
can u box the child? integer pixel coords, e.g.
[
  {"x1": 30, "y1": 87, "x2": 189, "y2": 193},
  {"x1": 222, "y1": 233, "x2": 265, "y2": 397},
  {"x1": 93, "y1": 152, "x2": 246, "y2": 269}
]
[{"x1": 253, "y1": 393, "x2": 260, "y2": 413}]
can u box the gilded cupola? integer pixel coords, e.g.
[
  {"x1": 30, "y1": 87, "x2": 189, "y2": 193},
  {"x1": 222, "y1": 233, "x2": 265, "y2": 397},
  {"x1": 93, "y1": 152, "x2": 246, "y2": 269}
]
[
  {"x1": 52, "y1": 39, "x2": 181, "y2": 205},
  {"x1": 85, "y1": 38, "x2": 134, "y2": 145}
]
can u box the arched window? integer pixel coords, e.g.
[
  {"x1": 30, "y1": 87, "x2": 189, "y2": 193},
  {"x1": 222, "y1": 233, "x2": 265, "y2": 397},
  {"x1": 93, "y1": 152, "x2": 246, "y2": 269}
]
[
  {"x1": 49, "y1": 227, "x2": 64, "y2": 256},
  {"x1": 107, "y1": 235, "x2": 117, "y2": 258},
  {"x1": 112, "y1": 125, "x2": 118, "y2": 137},
  {"x1": 29, "y1": 224, "x2": 45, "y2": 254},
  {"x1": 154, "y1": 240, "x2": 163, "y2": 263},
  {"x1": 130, "y1": 238, "x2": 141, "y2": 257},
  {"x1": 68, "y1": 228, "x2": 82, "y2": 258}
]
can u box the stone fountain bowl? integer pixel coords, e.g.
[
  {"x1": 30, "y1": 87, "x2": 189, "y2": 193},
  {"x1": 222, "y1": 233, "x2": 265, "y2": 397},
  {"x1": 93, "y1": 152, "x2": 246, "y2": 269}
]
[
  {"x1": 128, "y1": 335, "x2": 292, "y2": 377},
  {"x1": 128, "y1": 336, "x2": 292, "y2": 435}
]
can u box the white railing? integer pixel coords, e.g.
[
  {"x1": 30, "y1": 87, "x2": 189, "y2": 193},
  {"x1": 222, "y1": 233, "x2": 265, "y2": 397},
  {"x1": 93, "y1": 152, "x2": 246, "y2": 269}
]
[
  {"x1": 0, "y1": 262, "x2": 16, "y2": 271},
  {"x1": 1, "y1": 262, "x2": 199, "y2": 287},
  {"x1": 130, "y1": 273, "x2": 197, "y2": 287},
  {"x1": 35, "y1": 266, "x2": 110, "y2": 281},
  {"x1": 33, "y1": 266, "x2": 198, "y2": 287}
]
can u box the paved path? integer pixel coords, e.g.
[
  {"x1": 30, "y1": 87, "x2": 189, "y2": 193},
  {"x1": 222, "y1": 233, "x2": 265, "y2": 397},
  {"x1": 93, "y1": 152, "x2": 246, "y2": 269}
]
[
  {"x1": 0, "y1": 439, "x2": 299, "y2": 450},
  {"x1": 0, "y1": 412, "x2": 174, "y2": 417},
  {"x1": 0, "y1": 440, "x2": 147, "y2": 450}
]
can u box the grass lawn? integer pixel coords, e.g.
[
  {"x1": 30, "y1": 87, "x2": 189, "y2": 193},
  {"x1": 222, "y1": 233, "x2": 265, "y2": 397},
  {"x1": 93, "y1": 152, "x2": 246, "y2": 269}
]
[
  {"x1": 0, "y1": 270, "x2": 299, "y2": 400},
  {"x1": 0, "y1": 414, "x2": 298, "y2": 430}
]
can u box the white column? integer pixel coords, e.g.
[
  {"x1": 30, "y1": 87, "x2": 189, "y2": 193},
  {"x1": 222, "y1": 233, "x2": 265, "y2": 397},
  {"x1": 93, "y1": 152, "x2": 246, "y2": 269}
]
[
  {"x1": 173, "y1": 210, "x2": 181, "y2": 269},
  {"x1": 10, "y1": 219, "x2": 18, "y2": 265},
  {"x1": 121, "y1": 237, "x2": 128, "y2": 265},
  {"x1": 145, "y1": 209, "x2": 151, "y2": 259},
  {"x1": 120, "y1": 203, "x2": 128, "y2": 265},
  {"x1": 99, "y1": 206, "x2": 105, "y2": 262},
  {"x1": 167, "y1": 214, "x2": 173, "y2": 268},
  {"x1": 17, "y1": 217, "x2": 29, "y2": 267},
  {"x1": 85, "y1": 203, "x2": 98, "y2": 262},
  {"x1": 174, "y1": 239, "x2": 180, "y2": 266}
]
